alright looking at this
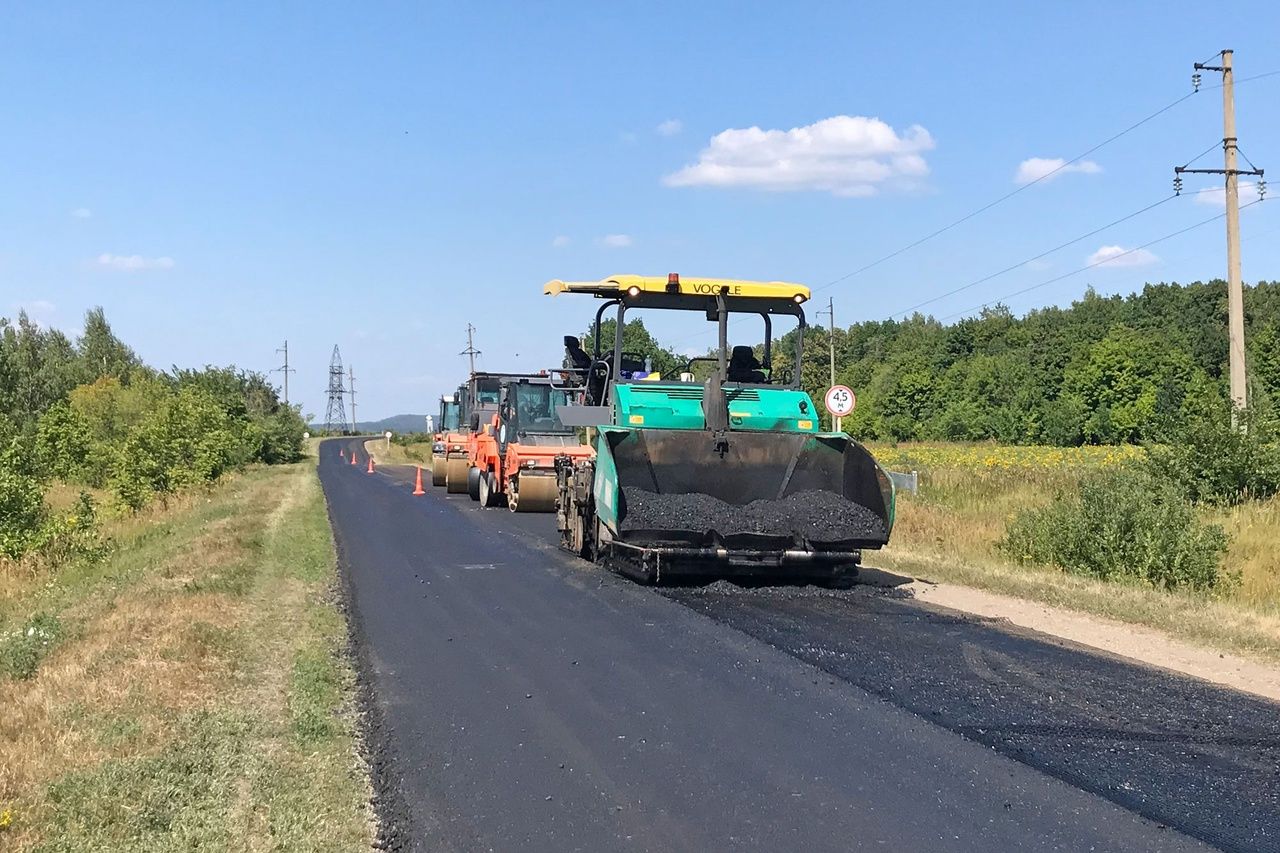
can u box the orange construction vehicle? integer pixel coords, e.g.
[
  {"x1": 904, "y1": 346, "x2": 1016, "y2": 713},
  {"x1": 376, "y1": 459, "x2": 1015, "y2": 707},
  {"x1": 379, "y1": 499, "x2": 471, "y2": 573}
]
[
  {"x1": 468, "y1": 374, "x2": 594, "y2": 511},
  {"x1": 442, "y1": 378, "x2": 486, "y2": 494},
  {"x1": 430, "y1": 392, "x2": 462, "y2": 486}
]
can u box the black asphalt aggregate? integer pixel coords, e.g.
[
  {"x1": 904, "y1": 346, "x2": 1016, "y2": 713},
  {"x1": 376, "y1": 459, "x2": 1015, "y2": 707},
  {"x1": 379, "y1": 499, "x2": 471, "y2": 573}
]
[{"x1": 319, "y1": 439, "x2": 1259, "y2": 853}]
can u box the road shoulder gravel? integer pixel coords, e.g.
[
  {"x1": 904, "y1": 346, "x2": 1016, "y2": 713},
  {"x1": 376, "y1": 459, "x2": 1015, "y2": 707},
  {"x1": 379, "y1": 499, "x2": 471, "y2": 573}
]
[{"x1": 906, "y1": 577, "x2": 1280, "y2": 702}]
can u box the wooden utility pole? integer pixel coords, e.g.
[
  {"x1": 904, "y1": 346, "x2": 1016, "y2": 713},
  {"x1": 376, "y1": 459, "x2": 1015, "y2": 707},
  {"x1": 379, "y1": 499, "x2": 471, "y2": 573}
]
[
  {"x1": 1176, "y1": 49, "x2": 1266, "y2": 415},
  {"x1": 817, "y1": 297, "x2": 839, "y2": 431}
]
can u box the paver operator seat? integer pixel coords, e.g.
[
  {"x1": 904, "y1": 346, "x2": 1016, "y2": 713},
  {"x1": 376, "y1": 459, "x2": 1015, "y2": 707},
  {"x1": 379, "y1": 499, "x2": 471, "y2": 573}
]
[{"x1": 727, "y1": 345, "x2": 767, "y2": 383}]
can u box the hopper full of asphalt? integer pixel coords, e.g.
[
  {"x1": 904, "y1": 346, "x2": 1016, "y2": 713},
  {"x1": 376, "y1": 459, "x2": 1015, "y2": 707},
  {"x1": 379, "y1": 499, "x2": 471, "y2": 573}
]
[
  {"x1": 604, "y1": 427, "x2": 892, "y2": 546},
  {"x1": 621, "y1": 488, "x2": 887, "y2": 543}
]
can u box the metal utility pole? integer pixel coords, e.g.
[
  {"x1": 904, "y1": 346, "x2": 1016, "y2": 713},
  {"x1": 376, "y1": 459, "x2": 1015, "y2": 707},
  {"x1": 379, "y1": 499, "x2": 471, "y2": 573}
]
[
  {"x1": 348, "y1": 365, "x2": 357, "y2": 434},
  {"x1": 816, "y1": 297, "x2": 839, "y2": 431},
  {"x1": 1175, "y1": 49, "x2": 1266, "y2": 415},
  {"x1": 323, "y1": 346, "x2": 347, "y2": 435},
  {"x1": 461, "y1": 324, "x2": 481, "y2": 377},
  {"x1": 273, "y1": 340, "x2": 296, "y2": 406}
]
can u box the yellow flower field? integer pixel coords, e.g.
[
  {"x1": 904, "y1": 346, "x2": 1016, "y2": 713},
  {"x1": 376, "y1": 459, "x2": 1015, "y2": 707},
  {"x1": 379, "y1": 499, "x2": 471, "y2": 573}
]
[{"x1": 866, "y1": 442, "x2": 1143, "y2": 474}]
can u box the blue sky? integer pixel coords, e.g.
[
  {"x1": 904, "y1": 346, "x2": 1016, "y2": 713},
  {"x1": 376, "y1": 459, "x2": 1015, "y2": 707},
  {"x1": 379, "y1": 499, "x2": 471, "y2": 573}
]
[{"x1": 3, "y1": 1, "x2": 1278, "y2": 420}]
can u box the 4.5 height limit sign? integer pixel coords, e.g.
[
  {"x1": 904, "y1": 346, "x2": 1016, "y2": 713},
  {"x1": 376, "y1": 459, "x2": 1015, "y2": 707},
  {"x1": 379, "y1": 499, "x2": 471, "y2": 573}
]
[{"x1": 824, "y1": 385, "x2": 856, "y2": 432}]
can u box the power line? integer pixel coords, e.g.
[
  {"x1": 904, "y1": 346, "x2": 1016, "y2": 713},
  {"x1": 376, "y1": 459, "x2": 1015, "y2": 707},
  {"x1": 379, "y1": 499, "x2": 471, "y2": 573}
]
[
  {"x1": 938, "y1": 197, "x2": 1266, "y2": 322},
  {"x1": 813, "y1": 89, "x2": 1200, "y2": 294},
  {"x1": 888, "y1": 194, "x2": 1179, "y2": 318},
  {"x1": 1211, "y1": 68, "x2": 1280, "y2": 87},
  {"x1": 1179, "y1": 140, "x2": 1222, "y2": 170},
  {"x1": 666, "y1": 69, "x2": 1278, "y2": 348}
]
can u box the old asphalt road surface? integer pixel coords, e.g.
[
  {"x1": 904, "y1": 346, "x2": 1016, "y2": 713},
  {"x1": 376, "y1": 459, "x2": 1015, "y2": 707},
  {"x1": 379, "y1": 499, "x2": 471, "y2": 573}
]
[{"x1": 321, "y1": 439, "x2": 1277, "y2": 853}]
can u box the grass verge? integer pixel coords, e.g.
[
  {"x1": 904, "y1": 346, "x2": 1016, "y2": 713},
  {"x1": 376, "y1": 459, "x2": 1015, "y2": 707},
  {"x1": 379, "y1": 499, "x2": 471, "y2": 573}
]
[
  {"x1": 870, "y1": 442, "x2": 1280, "y2": 664},
  {"x1": 0, "y1": 454, "x2": 371, "y2": 850}
]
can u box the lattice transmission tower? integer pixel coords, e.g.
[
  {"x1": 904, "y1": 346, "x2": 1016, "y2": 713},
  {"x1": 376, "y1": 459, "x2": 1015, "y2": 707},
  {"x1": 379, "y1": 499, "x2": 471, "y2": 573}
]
[{"x1": 323, "y1": 345, "x2": 348, "y2": 434}]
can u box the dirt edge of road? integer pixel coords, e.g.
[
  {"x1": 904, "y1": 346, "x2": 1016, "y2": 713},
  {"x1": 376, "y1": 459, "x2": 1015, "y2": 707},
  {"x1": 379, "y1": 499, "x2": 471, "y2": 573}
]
[
  {"x1": 907, "y1": 579, "x2": 1280, "y2": 703},
  {"x1": 327, "y1": 512, "x2": 417, "y2": 851}
]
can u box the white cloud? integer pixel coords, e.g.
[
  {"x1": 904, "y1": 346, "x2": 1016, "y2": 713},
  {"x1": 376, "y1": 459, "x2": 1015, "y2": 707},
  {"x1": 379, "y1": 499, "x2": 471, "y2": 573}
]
[
  {"x1": 71, "y1": 207, "x2": 92, "y2": 219},
  {"x1": 599, "y1": 234, "x2": 633, "y2": 249},
  {"x1": 96, "y1": 253, "x2": 175, "y2": 271},
  {"x1": 1014, "y1": 157, "x2": 1102, "y2": 185},
  {"x1": 551, "y1": 235, "x2": 571, "y2": 248},
  {"x1": 1086, "y1": 245, "x2": 1159, "y2": 268},
  {"x1": 1193, "y1": 181, "x2": 1263, "y2": 207},
  {"x1": 663, "y1": 115, "x2": 935, "y2": 197},
  {"x1": 656, "y1": 119, "x2": 683, "y2": 137}
]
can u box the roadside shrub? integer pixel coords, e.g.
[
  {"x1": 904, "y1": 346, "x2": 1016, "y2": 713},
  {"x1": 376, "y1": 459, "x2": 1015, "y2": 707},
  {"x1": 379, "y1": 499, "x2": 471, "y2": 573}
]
[
  {"x1": 35, "y1": 402, "x2": 93, "y2": 482},
  {"x1": 256, "y1": 408, "x2": 306, "y2": 464},
  {"x1": 0, "y1": 613, "x2": 62, "y2": 680},
  {"x1": 30, "y1": 492, "x2": 103, "y2": 565},
  {"x1": 1001, "y1": 466, "x2": 1228, "y2": 591},
  {"x1": 0, "y1": 462, "x2": 47, "y2": 559},
  {"x1": 1145, "y1": 403, "x2": 1280, "y2": 505},
  {"x1": 113, "y1": 387, "x2": 238, "y2": 510}
]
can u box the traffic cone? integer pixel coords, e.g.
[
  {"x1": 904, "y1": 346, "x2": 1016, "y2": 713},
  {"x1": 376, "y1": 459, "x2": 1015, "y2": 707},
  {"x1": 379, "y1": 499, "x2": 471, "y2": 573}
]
[
  {"x1": 367, "y1": 456, "x2": 375, "y2": 474},
  {"x1": 340, "y1": 447, "x2": 345, "y2": 458},
  {"x1": 412, "y1": 466, "x2": 426, "y2": 495},
  {"x1": 350, "y1": 450, "x2": 358, "y2": 466}
]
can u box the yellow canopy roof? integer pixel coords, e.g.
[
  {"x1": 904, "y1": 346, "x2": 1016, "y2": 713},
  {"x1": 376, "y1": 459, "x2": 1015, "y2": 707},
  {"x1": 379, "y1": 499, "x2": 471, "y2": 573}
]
[{"x1": 543, "y1": 274, "x2": 810, "y2": 302}]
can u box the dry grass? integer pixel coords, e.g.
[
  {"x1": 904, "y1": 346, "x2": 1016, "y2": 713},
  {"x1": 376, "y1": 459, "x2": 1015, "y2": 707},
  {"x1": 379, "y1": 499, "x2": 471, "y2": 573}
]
[
  {"x1": 0, "y1": 458, "x2": 371, "y2": 850},
  {"x1": 363, "y1": 437, "x2": 432, "y2": 466},
  {"x1": 1213, "y1": 498, "x2": 1280, "y2": 610},
  {"x1": 870, "y1": 441, "x2": 1280, "y2": 662}
]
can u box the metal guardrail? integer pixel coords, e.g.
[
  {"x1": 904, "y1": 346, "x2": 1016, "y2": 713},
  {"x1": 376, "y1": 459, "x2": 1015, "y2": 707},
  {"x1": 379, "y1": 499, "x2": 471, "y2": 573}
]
[{"x1": 887, "y1": 470, "x2": 919, "y2": 495}]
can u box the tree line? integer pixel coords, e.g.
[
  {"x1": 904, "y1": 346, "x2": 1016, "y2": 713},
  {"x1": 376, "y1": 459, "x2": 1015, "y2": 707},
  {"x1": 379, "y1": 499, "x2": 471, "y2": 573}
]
[
  {"x1": 588, "y1": 279, "x2": 1280, "y2": 445},
  {"x1": 1, "y1": 307, "x2": 306, "y2": 562}
]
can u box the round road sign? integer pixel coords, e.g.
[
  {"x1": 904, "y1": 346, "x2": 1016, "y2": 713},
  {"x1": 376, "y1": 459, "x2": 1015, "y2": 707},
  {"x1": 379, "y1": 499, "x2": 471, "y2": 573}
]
[{"x1": 824, "y1": 385, "x2": 856, "y2": 417}]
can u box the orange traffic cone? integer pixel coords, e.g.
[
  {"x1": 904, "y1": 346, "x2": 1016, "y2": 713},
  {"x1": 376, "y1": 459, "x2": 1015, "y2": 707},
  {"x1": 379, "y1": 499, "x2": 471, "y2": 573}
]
[
  {"x1": 350, "y1": 450, "x2": 358, "y2": 466},
  {"x1": 412, "y1": 466, "x2": 426, "y2": 495},
  {"x1": 367, "y1": 456, "x2": 375, "y2": 474},
  {"x1": 340, "y1": 447, "x2": 345, "y2": 458}
]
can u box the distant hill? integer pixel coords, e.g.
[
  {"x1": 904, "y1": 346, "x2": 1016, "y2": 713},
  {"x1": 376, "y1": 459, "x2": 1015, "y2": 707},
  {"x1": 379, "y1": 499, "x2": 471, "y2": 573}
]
[{"x1": 310, "y1": 414, "x2": 430, "y2": 434}]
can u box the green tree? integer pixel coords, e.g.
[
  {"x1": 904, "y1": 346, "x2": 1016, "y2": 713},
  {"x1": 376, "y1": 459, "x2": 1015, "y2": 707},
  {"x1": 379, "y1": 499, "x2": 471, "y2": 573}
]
[
  {"x1": 0, "y1": 312, "x2": 81, "y2": 430},
  {"x1": 0, "y1": 416, "x2": 48, "y2": 559},
  {"x1": 76, "y1": 307, "x2": 142, "y2": 384},
  {"x1": 68, "y1": 376, "x2": 170, "y2": 486},
  {"x1": 1063, "y1": 325, "x2": 1194, "y2": 444},
  {"x1": 113, "y1": 387, "x2": 239, "y2": 509},
  {"x1": 1250, "y1": 323, "x2": 1280, "y2": 406},
  {"x1": 580, "y1": 318, "x2": 683, "y2": 378},
  {"x1": 34, "y1": 402, "x2": 93, "y2": 482}
]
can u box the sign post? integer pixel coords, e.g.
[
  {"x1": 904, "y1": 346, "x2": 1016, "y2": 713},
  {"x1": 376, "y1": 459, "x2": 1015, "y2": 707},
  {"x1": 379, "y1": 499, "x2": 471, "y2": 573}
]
[{"x1": 823, "y1": 385, "x2": 856, "y2": 432}]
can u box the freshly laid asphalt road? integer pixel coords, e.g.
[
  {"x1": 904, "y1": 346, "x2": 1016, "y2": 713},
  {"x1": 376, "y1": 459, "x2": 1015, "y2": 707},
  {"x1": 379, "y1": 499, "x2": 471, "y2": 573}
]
[{"x1": 320, "y1": 439, "x2": 1278, "y2": 853}]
